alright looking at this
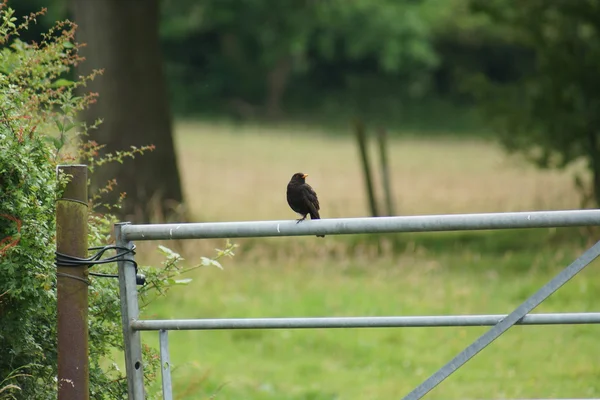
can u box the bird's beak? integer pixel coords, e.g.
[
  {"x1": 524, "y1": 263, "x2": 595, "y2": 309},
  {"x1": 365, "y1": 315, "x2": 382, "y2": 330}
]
[{"x1": 302, "y1": 174, "x2": 308, "y2": 179}]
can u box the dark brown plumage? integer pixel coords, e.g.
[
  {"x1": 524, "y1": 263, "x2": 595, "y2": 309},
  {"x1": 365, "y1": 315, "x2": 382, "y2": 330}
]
[{"x1": 286, "y1": 172, "x2": 325, "y2": 238}]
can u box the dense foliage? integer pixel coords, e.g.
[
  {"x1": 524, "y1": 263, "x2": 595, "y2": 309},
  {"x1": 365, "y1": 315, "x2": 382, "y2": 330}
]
[
  {"x1": 10, "y1": 0, "x2": 520, "y2": 129},
  {"x1": 0, "y1": 4, "x2": 234, "y2": 398},
  {"x1": 161, "y1": 0, "x2": 440, "y2": 117},
  {"x1": 8, "y1": 0, "x2": 600, "y2": 206},
  {"x1": 0, "y1": 6, "x2": 90, "y2": 397},
  {"x1": 470, "y1": 0, "x2": 600, "y2": 206}
]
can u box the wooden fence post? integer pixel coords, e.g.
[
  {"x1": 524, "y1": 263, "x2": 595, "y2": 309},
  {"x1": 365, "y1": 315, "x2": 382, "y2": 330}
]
[
  {"x1": 354, "y1": 119, "x2": 379, "y2": 217},
  {"x1": 56, "y1": 164, "x2": 89, "y2": 399}
]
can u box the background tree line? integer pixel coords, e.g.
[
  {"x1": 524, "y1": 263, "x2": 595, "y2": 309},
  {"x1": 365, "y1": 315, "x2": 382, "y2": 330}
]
[
  {"x1": 10, "y1": 0, "x2": 600, "y2": 214},
  {"x1": 13, "y1": 0, "x2": 525, "y2": 129}
]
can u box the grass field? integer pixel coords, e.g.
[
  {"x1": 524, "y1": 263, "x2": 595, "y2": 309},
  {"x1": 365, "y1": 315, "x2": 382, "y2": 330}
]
[
  {"x1": 173, "y1": 121, "x2": 582, "y2": 221},
  {"x1": 137, "y1": 121, "x2": 600, "y2": 399}
]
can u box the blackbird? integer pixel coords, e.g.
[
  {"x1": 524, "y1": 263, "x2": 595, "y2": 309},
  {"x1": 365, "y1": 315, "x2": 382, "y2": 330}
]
[{"x1": 286, "y1": 172, "x2": 325, "y2": 238}]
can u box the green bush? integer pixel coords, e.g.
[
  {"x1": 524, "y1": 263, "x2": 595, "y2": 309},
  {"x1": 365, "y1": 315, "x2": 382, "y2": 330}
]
[
  {"x1": 0, "y1": 96, "x2": 58, "y2": 398},
  {"x1": 0, "y1": 5, "x2": 76, "y2": 397},
  {"x1": 0, "y1": 3, "x2": 234, "y2": 398}
]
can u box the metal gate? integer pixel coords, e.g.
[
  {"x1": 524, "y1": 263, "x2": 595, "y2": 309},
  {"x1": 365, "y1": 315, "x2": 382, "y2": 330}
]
[{"x1": 115, "y1": 210, "x2": 600, "y2": 399}]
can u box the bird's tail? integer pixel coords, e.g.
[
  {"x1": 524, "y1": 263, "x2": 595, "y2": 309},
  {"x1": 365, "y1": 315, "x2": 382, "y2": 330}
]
[{"x1": 310, "y1": 212, "x2": 325, "y2": 238}]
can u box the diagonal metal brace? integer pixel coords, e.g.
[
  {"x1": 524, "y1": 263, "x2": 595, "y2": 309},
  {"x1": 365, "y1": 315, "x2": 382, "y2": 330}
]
[{"x1": 403, "y1": 240, "x2": 600, "y2": 400}]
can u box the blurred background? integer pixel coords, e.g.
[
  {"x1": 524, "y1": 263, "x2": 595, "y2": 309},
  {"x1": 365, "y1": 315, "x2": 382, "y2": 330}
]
[
  {"x1": 11, "y1": 0, "x2": 599, "y2": 222},
  {"x1": 11, "y1": 0, "x2": 600, "y2": 398}
]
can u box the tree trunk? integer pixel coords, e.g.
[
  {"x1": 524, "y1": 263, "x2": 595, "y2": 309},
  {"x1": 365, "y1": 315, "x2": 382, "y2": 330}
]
[
  {"x1": 354, "y1": 119, "x2": 379, "y2": 217},
  {"x1": 589, "y1": 131, "x2": 600, "y2": 208},
  {"x1": 265, "y1": 56, "x2": 293, "y2": 120},
  {"x1": 71, "y1": 0, "x2": 184, "y2": 222},
  {"x1": 376, "y1": 127, "x2": 396, "y2": 216}
]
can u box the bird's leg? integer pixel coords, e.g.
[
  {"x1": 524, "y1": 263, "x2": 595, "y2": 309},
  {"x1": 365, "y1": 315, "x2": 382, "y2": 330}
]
[{"x1": 296, "y1": 214, "x2": 307, "y2": 224}]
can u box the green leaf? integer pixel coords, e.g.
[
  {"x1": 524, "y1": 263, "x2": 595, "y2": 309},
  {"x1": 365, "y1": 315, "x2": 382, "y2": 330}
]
[
  {"x1": 157, "y1": 245, "x2": 181, "y2": 260},
  {"x1": 55, "y1": 119, "x2": 63, "y2": 132},
  {"x1": 51, "y1": 78, "x2": 75, "y2": 88},
  {"x1": 200, "y1": 257, "x2": 223, "y2": 270},
  {"x1": 165, "y1": 278, "x2": 177, "y2": 286},
  {"x1": 62, "y1": 41, "x2": 74, "y2": 49},
  {"x1": 43, "y1": 136, "x2": 63, "y2": 150}
]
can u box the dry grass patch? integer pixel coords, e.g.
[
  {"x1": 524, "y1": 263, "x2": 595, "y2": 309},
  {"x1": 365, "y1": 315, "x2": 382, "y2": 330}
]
[{"x1": 174, "y1": 120, "x2": 583, "y2": 223}]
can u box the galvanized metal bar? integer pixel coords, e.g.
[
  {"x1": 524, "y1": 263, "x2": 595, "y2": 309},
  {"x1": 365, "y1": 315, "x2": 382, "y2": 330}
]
[
  {"x1": 116, "y1": 223, "x2": 145, "y2": 399},
  {"x1": 122, "y1": 209, "x2": 600, "y2": 241},
  {"x1": 131, "y1": 312, "x2": 600, "y2": 331},
  {"x1": 56, "y1": 164, "x2": 89, "y2": 399},
  {"x1": 159, "y1": 330, "x2": 173, "y2": 400},
  {"x1": 402, "y1": 240, "x2": 600, "y2": 400}
]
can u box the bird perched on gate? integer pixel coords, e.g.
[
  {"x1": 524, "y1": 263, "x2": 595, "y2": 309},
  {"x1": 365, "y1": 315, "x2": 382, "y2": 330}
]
[{"x1": 286, "y1": 172, "x2": 325, "y2": 238}]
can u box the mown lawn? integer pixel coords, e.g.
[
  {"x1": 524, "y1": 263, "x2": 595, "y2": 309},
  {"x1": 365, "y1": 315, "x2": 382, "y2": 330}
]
[
  {"x1": 140, "y1": 229, "x2": 600, "y2": 399},
  {"x1": 134, "y1": 121, "x2": 599, "y2": 399}
]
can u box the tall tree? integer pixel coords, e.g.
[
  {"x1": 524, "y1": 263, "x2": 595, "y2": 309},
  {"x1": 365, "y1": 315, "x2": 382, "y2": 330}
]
[
  {"x1": 160, "y1": 0, "x2": 439, "y2": 119},
  {"x1": 470, "y1": 0, "x2": 600, "y2": 207},
  {"x1": 71, "y1": 0, "x2": 183, "y2": 221}
]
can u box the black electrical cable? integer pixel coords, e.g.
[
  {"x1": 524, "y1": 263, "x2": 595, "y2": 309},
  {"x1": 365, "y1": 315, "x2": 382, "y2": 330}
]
[
  {"x1": 55, "y1": 245, "x2": 146, "y2": 285},
  {"x1": 58, "y1": 197, "x2": 90, "y2": 207},
  {"x1": 89, "y1": 272, "x2": 119, "y2": 278},
  {"x1": 56, "y1": 272, "x2": 91, "y2": 285},
  {"x1": 56, "y1": 245, "x2": 137, "y2": 268}
]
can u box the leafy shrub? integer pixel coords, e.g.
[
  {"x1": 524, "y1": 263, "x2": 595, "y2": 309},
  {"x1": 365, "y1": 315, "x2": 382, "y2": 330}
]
[{"x1": 0, "y1": 3, "x2": 234, "y2": 398}]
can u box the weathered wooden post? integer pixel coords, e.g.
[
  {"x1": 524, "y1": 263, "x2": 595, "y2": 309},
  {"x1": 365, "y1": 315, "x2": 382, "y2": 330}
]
[
  {"x1": 376, "y1": 127, "x2": 395, "y2": 216},
  {"x1": 354, "y1": 119, "x2": 379, "y2": 217},
  {"x1": 56, "y1": 164, "x2": 89, "y2": 399}
]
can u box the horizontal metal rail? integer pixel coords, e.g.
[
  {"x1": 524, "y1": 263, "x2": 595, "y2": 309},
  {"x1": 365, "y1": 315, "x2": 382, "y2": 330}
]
[
  {"x1": 121, "y1": 209, "x2": 600, "y2": 240},
  {"x1": 403, "y1": 238, "x2": 600, "y2": 400},
  {"x1": 131, "y1": 312, "x2": 600, "y2": 331}
]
